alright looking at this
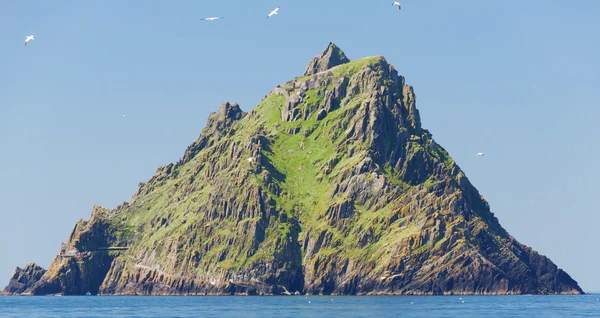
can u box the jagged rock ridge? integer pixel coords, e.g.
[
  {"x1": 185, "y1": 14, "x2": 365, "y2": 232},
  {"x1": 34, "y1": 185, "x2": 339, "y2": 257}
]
[
  {"x1": 4, "y1": 43, "x2": 584, "y2": 296},
  {"x1": 3, "y1": 264, "x2": 46, "y2": 295}
]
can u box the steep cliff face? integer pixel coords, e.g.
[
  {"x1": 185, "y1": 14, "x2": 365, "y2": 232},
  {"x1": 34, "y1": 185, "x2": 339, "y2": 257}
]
[{"x1": 5, "y1": 43, "x2": 584, "y2": 296}]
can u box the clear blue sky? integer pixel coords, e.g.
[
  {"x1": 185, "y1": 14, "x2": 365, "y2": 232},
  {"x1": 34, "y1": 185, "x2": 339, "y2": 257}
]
[{"x1": 1, "y1": 0, "x2": 599, "y2": 292}]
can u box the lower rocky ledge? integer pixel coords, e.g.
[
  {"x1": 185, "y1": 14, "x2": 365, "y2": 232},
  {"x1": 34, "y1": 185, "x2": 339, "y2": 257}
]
[{"x1": 5, "y1": 285, "x2": 585, "y2": 296}]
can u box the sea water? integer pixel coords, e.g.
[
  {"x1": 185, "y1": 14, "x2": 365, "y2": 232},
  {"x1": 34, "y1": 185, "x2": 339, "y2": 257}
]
[{"x1": 0, "y1": 295, "x2": 598, "y2": 317}]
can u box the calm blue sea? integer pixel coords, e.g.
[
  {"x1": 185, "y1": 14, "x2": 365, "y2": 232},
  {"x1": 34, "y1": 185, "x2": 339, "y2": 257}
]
[{"x1": 0, "y1": 295, "x2": 598, "y2": 317}]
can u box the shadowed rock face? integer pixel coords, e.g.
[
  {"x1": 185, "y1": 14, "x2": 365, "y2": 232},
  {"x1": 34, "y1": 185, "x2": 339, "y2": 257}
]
[
  {"x1": 3, "y1": 264, "x2": 46, "y2": 295},
  {"x1": 5, "y1": 43, "x2": 584, "y2": 296}
]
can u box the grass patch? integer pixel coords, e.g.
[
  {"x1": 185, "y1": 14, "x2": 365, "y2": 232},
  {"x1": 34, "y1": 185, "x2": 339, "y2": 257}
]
[{"x1": 330, "y1": 56, "x2": 384, "y2": 78}]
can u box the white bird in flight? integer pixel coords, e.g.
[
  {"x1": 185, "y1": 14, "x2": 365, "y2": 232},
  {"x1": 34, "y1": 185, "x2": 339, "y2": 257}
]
[
  {"x1": 267, "y1": 6, "x2": 280, "y2": 19},
  {"x1": 201, "y1": 17, "x2": 224, "y2": 21},
  {"x1": 476, "y1": 152, "x2": 485, "y2": 157},
  {"x1": 24, "y1": 35, "x2": 35, "y2": 46},
  {"x1": 393, "y1": 2, "x2": 402, "y2": 10}
]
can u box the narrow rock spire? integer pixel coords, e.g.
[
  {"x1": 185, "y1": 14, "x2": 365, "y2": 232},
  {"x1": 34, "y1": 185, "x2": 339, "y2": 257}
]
[{"x1": 302, "y1": 42, "x2": 351, "y2": 76}]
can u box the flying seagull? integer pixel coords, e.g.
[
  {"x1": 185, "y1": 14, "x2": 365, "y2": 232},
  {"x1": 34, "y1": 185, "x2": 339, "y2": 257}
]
[
  {"x1": 266, "y1": 6, "x2": 280, "y2": 19},
  {"x1": 201, "y1": 16, "x2": 224, "y2": 21},
  {"x1": 24, "y1": 35, "x2": 35, "y2": 46},
  {"x1": 393, "y1": 2, "x2": 401, "y2": 10},
  {"x1": 476, "y1": 152, "x2": 485, "y2": 156}
]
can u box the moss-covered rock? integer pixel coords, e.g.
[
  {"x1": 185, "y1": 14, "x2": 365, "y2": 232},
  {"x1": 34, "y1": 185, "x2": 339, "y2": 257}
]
[{"x1": 5, "y1": 43, "x2": 584, "y2": 296}]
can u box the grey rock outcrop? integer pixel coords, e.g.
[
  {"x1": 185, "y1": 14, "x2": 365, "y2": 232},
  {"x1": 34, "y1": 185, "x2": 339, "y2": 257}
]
[
  {"x1": 303, "y1": 42, "x2": 350, "y2": 76},
  {"x1": 3, "y1": 263, "x2": 46, "y2": 294}
]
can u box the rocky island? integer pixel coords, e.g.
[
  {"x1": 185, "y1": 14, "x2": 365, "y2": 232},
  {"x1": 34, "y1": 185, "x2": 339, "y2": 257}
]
[{"x1": 4, "y1": 43, "x2": 584, "y2": 296}]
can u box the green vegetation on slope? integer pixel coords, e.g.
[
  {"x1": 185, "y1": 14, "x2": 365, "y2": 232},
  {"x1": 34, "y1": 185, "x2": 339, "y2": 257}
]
[{"x1": 105, "y1": 55, "x2": 444, "y2": 275}]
